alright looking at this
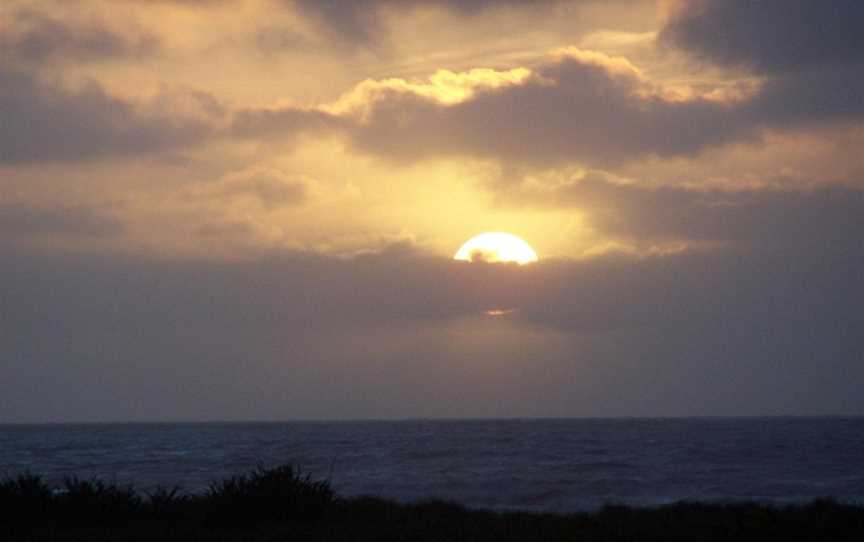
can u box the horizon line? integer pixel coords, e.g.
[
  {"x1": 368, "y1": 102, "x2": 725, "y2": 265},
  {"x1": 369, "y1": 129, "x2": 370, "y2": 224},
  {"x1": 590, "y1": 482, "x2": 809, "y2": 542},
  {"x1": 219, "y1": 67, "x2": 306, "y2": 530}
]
[{"x1": 2, "y1": 414, "x2": 863, "y2": 426}]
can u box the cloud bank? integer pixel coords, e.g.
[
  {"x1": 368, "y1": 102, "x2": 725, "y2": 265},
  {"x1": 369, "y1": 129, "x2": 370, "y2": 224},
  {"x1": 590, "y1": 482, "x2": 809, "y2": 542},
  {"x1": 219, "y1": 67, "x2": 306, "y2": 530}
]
[{"x1": 2, "y1": 183, "x2": 862, "y2": 421}]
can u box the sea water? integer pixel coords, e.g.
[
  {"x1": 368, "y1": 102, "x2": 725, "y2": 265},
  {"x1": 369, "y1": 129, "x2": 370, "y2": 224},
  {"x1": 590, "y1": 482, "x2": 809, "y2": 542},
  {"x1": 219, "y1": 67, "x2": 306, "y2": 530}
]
[{"x1": 1, "y1": 418, "x2": 862, "y2": 512}]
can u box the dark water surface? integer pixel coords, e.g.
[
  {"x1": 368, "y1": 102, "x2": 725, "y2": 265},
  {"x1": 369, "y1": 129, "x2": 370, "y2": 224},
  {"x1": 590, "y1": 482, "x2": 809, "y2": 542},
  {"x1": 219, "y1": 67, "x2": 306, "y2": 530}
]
[{"x1": 2, "y1": 418, "x2": 863, "y2": 512}]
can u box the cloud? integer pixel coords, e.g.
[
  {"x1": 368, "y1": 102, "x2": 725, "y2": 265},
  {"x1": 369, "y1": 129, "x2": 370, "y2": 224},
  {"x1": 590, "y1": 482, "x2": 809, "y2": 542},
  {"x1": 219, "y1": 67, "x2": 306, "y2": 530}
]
[
  {"x1": 659, "y1": 0, "x2": 864, "y2": 127},
  {"x1": 193, "y1": 169, "x2": 308, "y2": 210},
  {"x1": 520, "y1": 174, "x2": 864, "y2": 247},
  {"x1": 7, "y1": 0, "x2": 855, "y2": 174},
  {"x1": 744, "y1": 63, "x2": 864, "y2": 126},
  {"x1": 340, "y1": 49, "x2": 751, "y2": 167},
  {"x1": 228, "y1": 2, "x2": 864, "y2": 170},
  {"x1": 0, "y1": 64, "x2": 220, "y2": 164},
  {"x1": 290, "y1": 0, "x2": 566, "y2": 45},
  {"x1": 222, "y1": 175, "x2": 306, "y2": 208},
  {"x1": 2, "y1": 180, "x2": 863, "y2": 420},
  {"x1": 0, "y1": 6, "x2": 158, "y2": 64},
  {"x1": 230, "y1": 106, "x2": 342, "y2": 140},
  {"x1": 0, "y1": 203, "x2": 123, "y2": 238},
  {"x1": 659, "y1": 0, "x2": 864, "y2": 74},
  {"x1": 117, "y1": 0, "x2": 569, "y2": 47},
  {"x1": 196, "y1": 220, "x2": 256, "y2": 238},
  {"x1": 242, "y1": 43, "x2": 853, "y2": 170},
  {"x1": 253, "y1": 25, "x2": 313, "y2": 54},
  {"x1": 231, "y1": 43, "x2": 859, "y2": 171}
]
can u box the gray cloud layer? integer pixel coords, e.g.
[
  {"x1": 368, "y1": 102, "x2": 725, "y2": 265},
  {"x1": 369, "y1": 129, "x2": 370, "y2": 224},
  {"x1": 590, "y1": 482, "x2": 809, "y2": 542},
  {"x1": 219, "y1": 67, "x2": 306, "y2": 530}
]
[
  {"x1": 532, "y1": 177, "x2": 864, "y2": 246},
  {"x1": 0, "y1": 203, "x2": 123, "y2": 238},
  {"x1": 2, "y1": 185, "x2": 862, "y2": 421}
]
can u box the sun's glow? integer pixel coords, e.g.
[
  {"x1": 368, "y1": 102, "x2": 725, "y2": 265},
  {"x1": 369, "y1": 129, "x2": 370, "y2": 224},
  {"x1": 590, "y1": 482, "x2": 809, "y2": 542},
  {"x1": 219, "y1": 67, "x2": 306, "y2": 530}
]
[
  {"x1": 484, "y1": 308, "x2": 517, "y2": 316},
  {"x1": 454, "y1": 232, "x2": 539, "y2": 265}
]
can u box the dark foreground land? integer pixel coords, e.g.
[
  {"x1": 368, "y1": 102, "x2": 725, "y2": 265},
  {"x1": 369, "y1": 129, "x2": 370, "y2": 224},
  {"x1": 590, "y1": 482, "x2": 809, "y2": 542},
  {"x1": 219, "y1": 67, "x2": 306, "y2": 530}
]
[{"x1": 2, "y1": 465, "x2": 863, "y2": 541}]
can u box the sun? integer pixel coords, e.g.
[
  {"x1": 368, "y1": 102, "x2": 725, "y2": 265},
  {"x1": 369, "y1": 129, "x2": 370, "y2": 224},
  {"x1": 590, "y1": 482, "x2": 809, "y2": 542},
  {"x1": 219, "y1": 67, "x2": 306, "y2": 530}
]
[{"x1": 454, "y1": 232, "x2": 539, "y2": 265}]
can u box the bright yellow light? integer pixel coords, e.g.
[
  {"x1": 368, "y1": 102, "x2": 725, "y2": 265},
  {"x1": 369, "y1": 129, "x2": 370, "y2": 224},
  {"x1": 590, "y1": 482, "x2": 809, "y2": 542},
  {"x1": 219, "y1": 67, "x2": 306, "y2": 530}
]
[
  {"x1": 454, "y1": 232, "x2": 539, "y2": 265},
  {"x1": 484, "y1": 308, "x2": 516, "y2": 316}
]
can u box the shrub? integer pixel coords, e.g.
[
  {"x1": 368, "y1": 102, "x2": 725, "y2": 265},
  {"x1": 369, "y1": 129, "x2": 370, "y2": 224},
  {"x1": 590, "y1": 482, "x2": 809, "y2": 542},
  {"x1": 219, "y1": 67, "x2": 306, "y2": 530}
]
[
  {"x1": 203, "y1": 464, "x2": 334, "y2": 526},
  {"x1": 145, "y1": 486, "x2": 190, "y2": 521},
  {"x1": 0, "y1": 473, "x2": 53, "y2": 525},
  {"x1": 54, "y1": 477, "x2": 142, "y2": 526}
]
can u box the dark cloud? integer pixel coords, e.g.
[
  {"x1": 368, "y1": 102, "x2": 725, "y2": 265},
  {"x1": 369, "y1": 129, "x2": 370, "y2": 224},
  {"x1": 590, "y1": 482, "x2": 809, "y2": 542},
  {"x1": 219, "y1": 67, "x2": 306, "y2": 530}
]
[
  {"x1": 344, "y1": 53, "x2": 752, "y2": 167},
  {"x1": 528, "y1": 176, "x2": 864, "y2": 246},
  {"x1": 660, "y1": 0, "x2": 864, "y2": 128},
  {"x1": 744, "y1": 63, "x2": 864, "y2": 126},
  {"x1": 228, "y1": 36, "x2": 860, "y2": 170},
  {"x1": 228, "y1": 42, "x2": 860, "y2": 168},
  {"x1": 0, "y1": 7, "x2": 158, "y2": 64},
  {"x1": 0, "y1": 203, "x2": 123, "y2": 238},
  {"x1": 290, "y1": 0, "x2": 566, "y2": 45},
  {"x1": 507, "y1": 183, "x2": 864, "y2": 335},
  {"x1": 121, "y1": 0, "x2": 567, "y2": 45},
  {"x1": 140, "y1": 0, "x2": 628, "y2": 51},
  {"x1": 324, "y1": 45, "x2": 859, "y2": 167},
  {"x1": 2, "y1": 184, "x2": 863, "y2": 420},
  {"x1": 240, "y1": 1, "x2": 864, "y2": 169},
  {"x1": 659, "y1": 0, "x2": 864, "y2": 74},
  {"x1": 0, "y1": 64, "x2": 219, "y2": 164}
]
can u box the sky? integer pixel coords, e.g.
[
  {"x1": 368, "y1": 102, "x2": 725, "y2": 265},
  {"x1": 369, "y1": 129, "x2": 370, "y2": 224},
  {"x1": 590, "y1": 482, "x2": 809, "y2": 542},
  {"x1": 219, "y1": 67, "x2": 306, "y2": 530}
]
[{"x1": 1, "y1": 0, "x2": 863, "y2": 422}]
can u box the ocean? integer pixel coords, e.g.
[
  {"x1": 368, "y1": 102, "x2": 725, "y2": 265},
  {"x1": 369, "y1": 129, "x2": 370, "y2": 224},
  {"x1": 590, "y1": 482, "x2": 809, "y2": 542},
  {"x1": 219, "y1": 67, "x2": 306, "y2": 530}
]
[{"x1": 2, "y1": 418, "x2": 862, "y2": 512}]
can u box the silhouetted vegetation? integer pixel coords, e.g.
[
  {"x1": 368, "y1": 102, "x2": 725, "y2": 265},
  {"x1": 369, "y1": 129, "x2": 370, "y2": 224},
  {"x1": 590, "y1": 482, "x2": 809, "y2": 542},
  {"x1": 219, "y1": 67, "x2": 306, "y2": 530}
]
[
  {"x1": 1, "y1": 465, "x2": 863, "y2": 541},
  {"x1": 204, "y1": 464, "x2": 334, "y2": 526}
]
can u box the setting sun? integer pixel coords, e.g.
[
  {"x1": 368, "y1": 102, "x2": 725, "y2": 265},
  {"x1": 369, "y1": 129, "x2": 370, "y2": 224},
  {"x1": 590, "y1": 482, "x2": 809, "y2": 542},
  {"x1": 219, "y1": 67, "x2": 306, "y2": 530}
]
[{"x1": 454, "y1": 232, "x2": 539, "y2": 265}]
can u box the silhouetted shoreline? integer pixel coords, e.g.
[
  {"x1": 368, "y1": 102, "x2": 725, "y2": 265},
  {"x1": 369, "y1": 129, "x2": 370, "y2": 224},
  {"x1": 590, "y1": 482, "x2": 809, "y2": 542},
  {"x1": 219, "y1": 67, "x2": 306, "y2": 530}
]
[{"x1": 2, "y1": 464, "x2": 863, "y2": 541}]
